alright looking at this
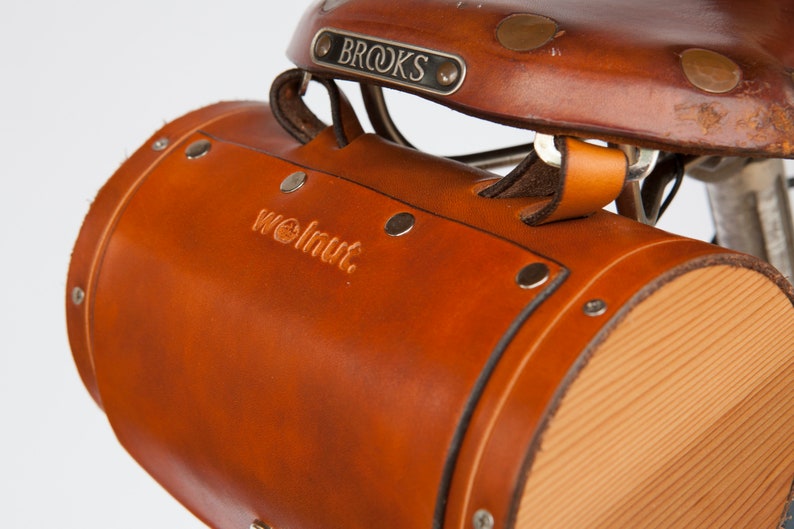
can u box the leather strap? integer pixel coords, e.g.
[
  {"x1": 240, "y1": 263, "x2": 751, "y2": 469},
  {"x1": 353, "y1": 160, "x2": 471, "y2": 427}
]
[
  {"x1": 480, "y1": 138, "x2": 627, "y2": 225},
  {"x1": 272, "y1": 70, "x2": 626, "y2": 226},
  {"x1": 270, "y1": 69, "x2": 363, "y2": 148}
]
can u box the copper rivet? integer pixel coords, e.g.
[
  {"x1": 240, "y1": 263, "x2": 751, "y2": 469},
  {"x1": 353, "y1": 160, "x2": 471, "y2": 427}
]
[
  {"x1": 436, "y1": 61, "x2": 460, "y2": 86},
  {"x1": 497, "y1": 14, "x2": 558, "y2": 52},
  {"x1": 516, "y1": 263, "x2": 550, "y2": 289},
  {"x1": 71, "y1": 287, "x2": 85, "y2": 306},
  {"x1": 315, "y1": 34, "x2": 333, "y2": 58},
  {"x1": 385, "y1": 212, "x2": 415, "y2": 237},
  {"x1": 680, "y1": 48, "x2": 742, "y2": 94},
  {"x1": 280, "y1": 172, "x2": 307, "y2": 193},
  {"x1": 583, "y1": 299, "x2": 608, "y2": 317},
  {"x1": 185, "y1": 139, "x2": 211, "y2": 159}
]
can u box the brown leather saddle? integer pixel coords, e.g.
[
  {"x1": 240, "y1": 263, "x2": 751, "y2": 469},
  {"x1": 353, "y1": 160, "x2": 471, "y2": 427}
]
[
  {"x1": 271, "y1": 0, "x2": 794, "y2": 227},
  {"x1": 287, "y1": 0, "x2": 794, "y2": 158}
]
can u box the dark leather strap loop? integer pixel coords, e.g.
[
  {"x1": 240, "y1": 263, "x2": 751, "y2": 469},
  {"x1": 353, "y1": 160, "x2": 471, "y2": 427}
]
[
  {"x1": 478, "y1": 148, "x2": 558, "y2": 199},
  {"x1": 269, "y1": 69, "x2": 363, "y2": 148}
]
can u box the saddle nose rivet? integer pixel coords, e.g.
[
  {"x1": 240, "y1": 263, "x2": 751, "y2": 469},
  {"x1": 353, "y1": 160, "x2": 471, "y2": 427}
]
[
  {"x1": 185, "y1": 139, "x2": 212, "y2": 159},
  {"x1": 496, "y1": 14, "x2": 558, "y2": 52},
  {"x1": 322, "y1": 0, "x2": 350, "y2": 12},
  {"x1": 437, "y1": 61, "x2": 460, "y2": 86},
  {"x1": 280, "y1": 172, "x2": 308, "y2": 193},
  {"x1": 315, "y1": 34, "x2": 333, "y2": 58},
  {"x1": 516, "y1": 263, "x2": 550, "y2": 289},
  {"x1": 680, "y1": 48, "x2": 742, "y2": 94}
]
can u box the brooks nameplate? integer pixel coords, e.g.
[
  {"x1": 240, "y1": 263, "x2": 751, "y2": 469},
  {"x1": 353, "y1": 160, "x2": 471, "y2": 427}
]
[{"x1": 311, "y1": 28, "x2": 466, "y2": 95}]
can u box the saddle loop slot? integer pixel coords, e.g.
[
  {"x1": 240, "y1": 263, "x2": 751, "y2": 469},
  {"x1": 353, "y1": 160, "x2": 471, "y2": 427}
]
[{"x1": 269, "y1": 68, "x2": 364, "y2": 148}]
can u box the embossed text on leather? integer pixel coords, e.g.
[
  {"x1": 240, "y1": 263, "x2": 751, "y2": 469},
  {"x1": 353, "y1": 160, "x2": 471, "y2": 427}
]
[
  {"x1": 311, "y1": 28, "x2": 466, "y2": 95},
  {"x1": 252, "y1": 207, "x2": 363, "y2": 274}
]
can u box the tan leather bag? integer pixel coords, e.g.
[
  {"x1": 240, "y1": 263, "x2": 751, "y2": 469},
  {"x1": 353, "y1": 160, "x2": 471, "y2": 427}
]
[{"x1": 67, "y1": 1, "x2": 794, "y2": 528}]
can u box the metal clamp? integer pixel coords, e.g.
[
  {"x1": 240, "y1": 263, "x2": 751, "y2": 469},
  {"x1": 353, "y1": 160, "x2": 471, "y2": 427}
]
[{"x1": 534, "y1": 133, "x2": 659, "y2": 182}]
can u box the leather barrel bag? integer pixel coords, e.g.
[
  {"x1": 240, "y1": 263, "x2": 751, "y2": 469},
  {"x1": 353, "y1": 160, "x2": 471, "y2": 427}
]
[
  {"x1": 66, "y1": 96, "x2": 794, "y2": 529},
  {"x1": 66, "y1": 1, "x2": 794, "y2": 528}
]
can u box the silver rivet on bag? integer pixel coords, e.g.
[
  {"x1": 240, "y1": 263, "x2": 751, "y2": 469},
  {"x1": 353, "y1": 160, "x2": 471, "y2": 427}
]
[
  {"x1": 583, "y1": 299, "x2": 608, "y2": 317},
  {"x1": 473, "y1": 509, "x2": 495, "y2": 529},
  {"x1": 516, "y1": 263, "x2": 550, "y2": 289},
  {"x1": 280, "y1": 172, "x2": 308, "y2": 193},
  {"x1": 385, "y1": 212, "x2": 415, "y2": 236},
  {"x1": 250, "y1": 521, "x2": 272, "y2": 529},
  {"x1": 185, "y1": 139, "x2": 212, "y2": 159},
  {"x1": 151, "y1": 137, "x2": 169, "y2": 151},
  {"x1": 71, "y1": 287, "x2": 85, "y2": 306}
]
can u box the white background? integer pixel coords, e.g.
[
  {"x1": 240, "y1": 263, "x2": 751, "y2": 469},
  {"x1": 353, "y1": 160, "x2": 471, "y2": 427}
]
[
  {"x1": 0, "y1": 0, "x2": 777, "y2": 528},
  {"x1": 2, "y1": 2, "x2": 308, "y2": 528}
]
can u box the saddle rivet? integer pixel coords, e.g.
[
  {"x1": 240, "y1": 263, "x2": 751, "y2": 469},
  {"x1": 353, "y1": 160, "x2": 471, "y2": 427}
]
[
  {"x1": 516, "y1": 263, "x2": 550, "y2": 289},
  {"x1": 496, "y1": 14, "x2": 558, "y2": 52},
  {"x1": 385, "y1": 212, "x2": 415, "y2": 237},
  {"x1": 315, "y1": 34, "x2": 333, "y2": 58},
  {"x1": 250, "y1": 521, "x2": 272, "y2": 529},
  {"x1": 280, "y1": 172, "x2": 308, "y2": 194},
  {"x1": 151, "y1": 137, "x2": 169, "y2": 151},
  {"x1": 437, "y1": 61, "x2": 460, "y2": 86},
  {"x1": 185, "y1": 139, "x2": 211, "y2": 160},
  {"x1": 322, "y1": 0, "x2": 350, "y2": 12},
  {"x1": 472, "y1": 509, "x2": 495, "y2": 529},
  {"x1": 680, "y1": 48, "x2": 742, "y2": 94},
  {"x1": 71, "y1": 287, "x2": 85, "y2": 306},
  {"x1": 583, "y1": 299, "x2": 608, "y2": 317}
]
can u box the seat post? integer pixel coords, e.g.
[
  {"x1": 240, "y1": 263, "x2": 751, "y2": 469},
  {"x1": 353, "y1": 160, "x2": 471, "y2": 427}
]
[{"x1": 693, "y1": 158, "x2": 794, "y2": 282}]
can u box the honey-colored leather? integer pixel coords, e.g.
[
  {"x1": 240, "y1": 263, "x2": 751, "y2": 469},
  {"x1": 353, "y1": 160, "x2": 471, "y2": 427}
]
[
  {"x1": 477, "y1": 138, "x2": 628, "y2": 225},
  {"x1": 68, "y1": 102, "x2": 561, "y2": 529},
  {"x1": 287, "y1": 0, "x2": 794, "y2": 158},
  {"x1": 66, "y1": 101, "x2": 271, "y2": 409},
  {"x1": 530, "y1": 138, "x2": 627, "y2": 224},
  {"x1": 67, "y1": 102, "x2": 794, "y2": 529}
]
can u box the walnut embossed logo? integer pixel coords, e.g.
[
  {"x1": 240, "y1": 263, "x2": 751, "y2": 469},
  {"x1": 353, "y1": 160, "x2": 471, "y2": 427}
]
[
  {"x1": 252, "y1": 208, "x2": 362, "y2": 274},
  {"x1": 311, "y1": 28, "x2": 466, "y2": 95}
]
